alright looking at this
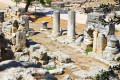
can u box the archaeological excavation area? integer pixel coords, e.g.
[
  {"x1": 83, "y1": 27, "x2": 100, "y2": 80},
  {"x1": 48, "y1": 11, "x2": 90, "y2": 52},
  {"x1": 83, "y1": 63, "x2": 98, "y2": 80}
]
[{"x1": 1, "y1": 0, "x2": 120, "y2": 80}]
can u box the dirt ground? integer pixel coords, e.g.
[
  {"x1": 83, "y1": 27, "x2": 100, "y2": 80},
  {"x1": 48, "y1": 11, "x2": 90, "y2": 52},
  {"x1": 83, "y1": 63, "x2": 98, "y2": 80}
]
[{"x1": 0, "y1": 2, "x2": 8, "y2": 9}]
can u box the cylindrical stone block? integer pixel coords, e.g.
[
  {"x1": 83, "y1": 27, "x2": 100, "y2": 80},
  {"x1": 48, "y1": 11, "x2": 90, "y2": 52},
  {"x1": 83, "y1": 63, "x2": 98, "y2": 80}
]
[
  {"x1": 52, "y1": 11, "x2": 61, "y2": 36},
  {"x1": 0, "y1": 10, "x2": 4, "y2": 23},
  {"x1": 67, "y1": 11, "x2": 76, "y2": 39}
]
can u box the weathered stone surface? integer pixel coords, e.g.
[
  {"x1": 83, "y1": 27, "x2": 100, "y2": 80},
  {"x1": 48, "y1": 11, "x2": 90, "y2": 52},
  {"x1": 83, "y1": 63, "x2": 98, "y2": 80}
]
[
  {"x1": 96, "y1": 33, "x2": 107, "y2": 54},
  {"x1": 83, "y1": 29, "x2": 93, "y2": 45},
  {"x1": 2, "y1": 19, "x2": 27, "y2": 38},
  {"x1": 104, "y1": 35, "x2": 119, "y2": 54},
  {"x1": 30, "y1": 49, "x2": 47, "y2": 60},
  {"x1": 81, "y1": 42, "x2": 92, "y2": 50},
  {"x1": 47, "y1": 51, "x2": 71, "y2": 63},
  {"x1": 61, "y1": 63, "x2": 79, "y2": 70},
  {"x1": 12, "y1": 19, "x2": 19, "y2": 33},
  {"x1": 73, "y1": 66, "x2": 107, "y2": 79},
  {"x1": 2, "y1": 21, "x2": 12, "y2": 34},
  {"x1": 18, "y1": 21, "x2": 25, "y2": 31},
  {"x1": 100, "y1": 23, "x2": 115, "y2": 36},
  {"x1": 75, "y1": 34, "x2": 83, "y2": 45},
  {"x1": 28, "y1": 29, "x2": 34, "y2": 37},
  {"x1": 52, "y1": 11, "x2": 61, "y2": 36},
  {"x1": 29, "y1": 44, "x2": 41, "y2": 53},
  {"x1": 81, "y1": 28, "x2": 93, "y2": 50},
  {"x1": 20, "y1": 15, "x2": 29, "y2": 32},
  {"x1": 0, "y1": 59, "x2": 58, "y2": 80},
  {"x1": 29, "y1": 44, "x2": 47, "y2": 54},
  {"x1": 93, "y1": 30, "x2": 98, "y2": 53},
  {"x1": 14, "y1": 52, "x2": 24, "y2": 60},
  {"x1": 14, "y1": 30, "x2": 26, "y2": 52},
  {"x1": 19, "y1": 55, "x2": 30, "y2": 62},
  {"x1": 45, "y1": 61, "x2": 56, "y2": 68},
  {"x1": 86, "y1": 12, "x2": 105, "y2": 30},
  {"x1": 0, "y1": 10, "x2": 4, "y2": 23},
  {"x1": 41, "y1": 21, "x2": 49, "y2": 31},
  {"x1": 49, "y1": 51, "x2": 71, "y2": 63},
  {"x1": 67, "y1": 11, "x2": 76, "y2": 40},
  {"x1": 49, "y1": 68, "x2": 63, "y2": 75}
]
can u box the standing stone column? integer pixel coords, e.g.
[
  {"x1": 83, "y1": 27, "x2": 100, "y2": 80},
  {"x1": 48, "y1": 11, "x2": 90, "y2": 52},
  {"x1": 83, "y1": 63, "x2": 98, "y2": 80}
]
[
  {"x1": 67, "y1": 11, "x2": 76, "y2": 40},
  {"x1": 52, "y1": 11, "x2": 61, "y2": 36},
  {"x1": 20, "y1": 15, "x2": 29, "y2": 32},
  {"x1": 0, "y1": 10, "x2": 4, "y2": 23}
]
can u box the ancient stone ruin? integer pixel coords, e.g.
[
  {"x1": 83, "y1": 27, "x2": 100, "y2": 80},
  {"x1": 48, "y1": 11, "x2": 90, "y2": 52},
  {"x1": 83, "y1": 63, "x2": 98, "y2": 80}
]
[
  {"x1": 40, "y1": 21, "x2": 49, "y2": 31},
  {"x1": 80, "y1": 12, "x2": 119, "y2": 55},
  {"x1": 4, "y1": 6, "x2": 24, "y2": 19},
  {"x1": 52, "y1": 11, "x2": 61, "y2": 36},
  {"x1": 1, "y1": 1, "x2": 120, "y2": 79}
]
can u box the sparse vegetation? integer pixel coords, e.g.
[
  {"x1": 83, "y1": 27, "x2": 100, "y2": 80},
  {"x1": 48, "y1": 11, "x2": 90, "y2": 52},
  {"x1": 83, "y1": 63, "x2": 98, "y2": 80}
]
[
  {"x1": 46, "y1": 0, "x2": 51, "y2": 7},
  {"x1": 115, "y1": 29, "x2": 119, "y2": 32},
  {"x1": 44, "y1": 65, "x2": 56, "y2": 70},
  {"x1": 85, "y1": 49, "x2": 92, "y2": 54},
  {"x1": 13, "y1": 0, "x2": 21, "y2": 6},
  {"x1": 116, "y1": 57, "x2": 120, "y2": 61},
  {"x1": 39, "y1": 0, "x2": 45, "y2": 6},
  {"x1": 95, "y1": 65, "x2": 120, "y2": 80},
  {"x1": 95, "y1": 70, "x2": 115, "y2": 80}
]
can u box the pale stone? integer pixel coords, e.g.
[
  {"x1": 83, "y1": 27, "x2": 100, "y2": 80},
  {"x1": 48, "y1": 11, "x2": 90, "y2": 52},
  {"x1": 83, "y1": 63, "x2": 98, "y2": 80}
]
[
  {"x1": 55, "y1": 51, "x2": 71, "y2": 63},
  {"x1": 86, "y1": 12, "x2": 105, "y2": 30},
  {"x1": 18, "y1": 21, "x2": 25, "y2": 31},
  {"x1": 104, "y1": 35, "x2": 119, "y2": 54},
  {"x1": 30, "y1": 49, "x2": 47, "y2": 60},
  {"x1": 81, "y1": 28, "x2": 93, "y2": 50},
  {"x1": 67, "y1": 11, "x2": 76, "y2": 40},
  {"x1": 96, "y1": 33, "x2": 107, "y2": 54},
  {"x1": 81, "y1": 42, "x2": 92, "y2": 50},
  {"x1": 49, "y1": 68, "x2": 63, "y2": 75},
  {"x1": 48, "y1": 51, "x2": 71, "y2": 63},
  {"x1": 93, "y1": 30, "x2": 98, "y2": 53},
  {"x1": 46, "y1": 61, "x2": 56, "y2": 68},
  {"x1": 82, "y1": 29, "x2": 93, "y2": 45},
  {"x1": 63, "y1": 75, "x2": 72, "y2": 80},
  {"x1": 20, "y1": 15, "x2": 29, "y2": 32},
  {"x1": 41, "y1": 21, "x2": 49, "y2": 31},
  {"x1": 14, "y1": 52, "x2": 24, "y2": 60},
  {"x1": 29, "y1": 44, "x2": 40, "y2": 53},
  {"x1": 52, "y1": 11, "x2": 61, "y2": 36},
  {"x1": 75, "y1": 34, "x2": 83, "y2": 45},
  {"x1": 14, "y1": 30, "x2": 26, "y2": 52}
]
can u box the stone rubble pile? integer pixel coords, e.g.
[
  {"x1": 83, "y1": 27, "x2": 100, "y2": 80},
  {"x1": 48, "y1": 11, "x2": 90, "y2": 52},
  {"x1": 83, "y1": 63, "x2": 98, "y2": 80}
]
[{"x1": 4, "y1": 6, "x2": 24, "y2": 19}]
